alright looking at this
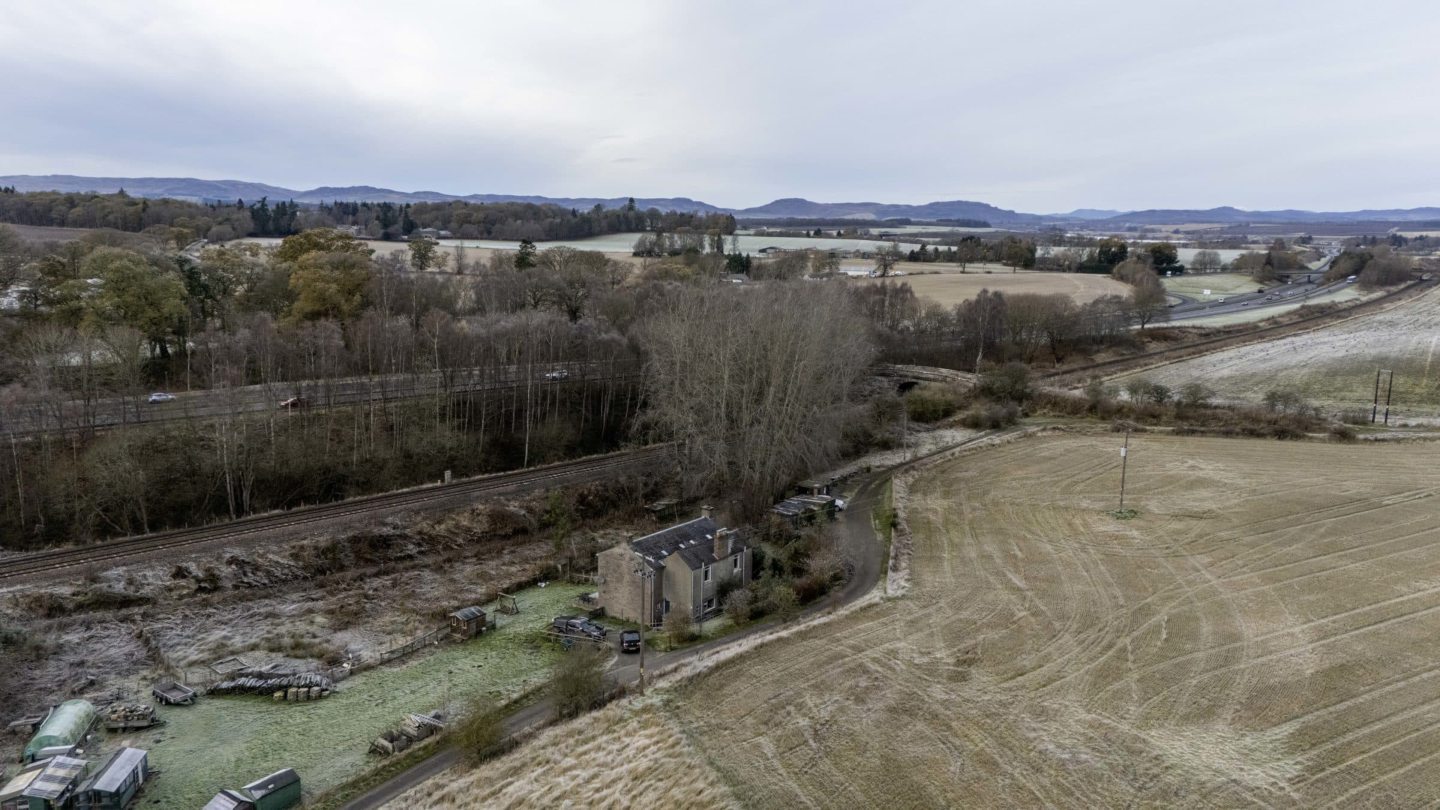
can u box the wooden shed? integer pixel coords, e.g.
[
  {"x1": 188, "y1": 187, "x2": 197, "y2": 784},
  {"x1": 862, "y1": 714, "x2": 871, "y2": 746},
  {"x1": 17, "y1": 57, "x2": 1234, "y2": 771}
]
[
  {"x1": 448, "y1": 606, "x2": 487, "y2": 640},
  {"x1": 74, "y1": 748, "x2": 148, "y2": 810},
  {"x1": 0, "y1": 756, "x2": 89, "y2": 810}
]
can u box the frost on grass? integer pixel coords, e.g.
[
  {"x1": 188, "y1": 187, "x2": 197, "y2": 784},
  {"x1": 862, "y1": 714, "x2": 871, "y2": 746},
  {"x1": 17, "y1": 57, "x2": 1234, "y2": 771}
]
[{"x1": 394, "y1": 697, "x2": 738, "y2": 810}]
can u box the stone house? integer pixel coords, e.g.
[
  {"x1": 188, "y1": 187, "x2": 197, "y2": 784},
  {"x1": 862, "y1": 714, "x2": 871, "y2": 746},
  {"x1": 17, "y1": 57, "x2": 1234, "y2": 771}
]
[{"x1": 597, "y1": 507, "x2": 752, "y2": 625}]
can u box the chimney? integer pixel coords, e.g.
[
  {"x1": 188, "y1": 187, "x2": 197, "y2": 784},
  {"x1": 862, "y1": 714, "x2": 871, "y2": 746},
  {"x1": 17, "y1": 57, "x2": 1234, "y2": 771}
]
[
  {"x1": 701, "y1": 505, "x2": 714, "y2": 522},
  {"x1": 713, "y1": 528, "x2": 727, "y2": 561}
]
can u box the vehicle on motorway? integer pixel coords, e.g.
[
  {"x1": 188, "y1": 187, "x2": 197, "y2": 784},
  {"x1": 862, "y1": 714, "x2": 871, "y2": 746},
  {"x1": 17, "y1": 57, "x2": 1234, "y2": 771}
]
[
  {"x1": 1346, "y1": 275, "x2": 1358, "y2": 283},
  {"x1": 278, "y1": 396, "x2": 309, "y2": 410},
  {"x1": 551, "y1": 615, "x2": 607, "y2": 640},
  {"x1": 147, "y1": 392, "x2": 176, "y2": 404},
  {"x1": 543, "y1": 369, "x2": 570, "y2": 380},
  {"x1": 619, "y1": 629, "x2": 642, "y2": 653},
  {"x1": 1217, "y1": 297, "x2": 1226, "y2": 303}
]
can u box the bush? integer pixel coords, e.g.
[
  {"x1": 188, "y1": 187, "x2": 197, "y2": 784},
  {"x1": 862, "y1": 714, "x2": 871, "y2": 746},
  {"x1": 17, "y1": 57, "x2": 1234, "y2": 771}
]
[
  {"x1": 978, "y1": 362, "x2": 1031, "y2": 403},
  {"x1": 723, "y1": 589, "x2": 753, "y2": 624},
  {"x1": 904, "y1": 383, "x2": 962, "y2": 423},
  {"x1": 1340, "y1": 408, "x2": 1371, "y2": 425},
  {"x1": 1178, "y1": 382, "x2": 1214, "y2": 408},
  {"x1": 550, "y1": 645, "x2": 608, "y2": 719},
  {"x1": 452, "y1": 695, "x2": 505, "y2": 764},
  {"x1": 960, "y1": 402, "x2": 1020, "y2": 430},
  {"x1": 663, "y1": 610, "x2": 696, "y2": 646},
  {"x1": 1329, "y1": 423, "x2": 1358, "y2": 442}
]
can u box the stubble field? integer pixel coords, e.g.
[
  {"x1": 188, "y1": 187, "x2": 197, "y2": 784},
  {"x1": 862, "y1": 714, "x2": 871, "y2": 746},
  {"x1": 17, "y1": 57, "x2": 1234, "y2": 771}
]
[
  {"x1": 672, "y1": 434, "x2": 1440, "y2": 807},
  {"x1": 854, "y1": 270, "x2": 1130, "y2": 306},
  {"x1": 1131, "y1": 285, "x2": 1440, "y2": 418},
  {"x1": 411, "y1": 433, "x2": 1440, "y2": 807}
]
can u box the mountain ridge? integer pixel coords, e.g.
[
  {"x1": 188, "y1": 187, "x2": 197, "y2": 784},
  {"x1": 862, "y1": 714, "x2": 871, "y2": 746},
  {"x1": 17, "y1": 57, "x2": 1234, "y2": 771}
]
[{"x1": 3, "y1": 174, "x2": 1437, "y2": 224}]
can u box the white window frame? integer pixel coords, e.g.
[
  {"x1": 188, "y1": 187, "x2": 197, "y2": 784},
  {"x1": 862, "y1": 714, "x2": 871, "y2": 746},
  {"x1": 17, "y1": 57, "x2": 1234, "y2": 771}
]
[{"x1": 702, "y1": 564, "x2": 711, "y2": 582}]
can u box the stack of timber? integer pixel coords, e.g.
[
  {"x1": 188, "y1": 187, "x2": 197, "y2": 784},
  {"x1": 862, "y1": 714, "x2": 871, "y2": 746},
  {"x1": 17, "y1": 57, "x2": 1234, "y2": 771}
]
[
  {"x1": 369, "y1": 712, "x2": 446, "y2": 756},
  {"x1": 208, "y1": 670, "x2": 334, "y2": 700},
  {"x1": 103, "y1": 703, "x2": 163, "y2": 731}
]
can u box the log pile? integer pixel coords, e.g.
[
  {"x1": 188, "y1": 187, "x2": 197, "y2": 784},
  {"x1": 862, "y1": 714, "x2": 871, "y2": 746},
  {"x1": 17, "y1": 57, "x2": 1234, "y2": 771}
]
[
  {"x1": 104, "y1": 703, "x2": 162, "y2": 730},
  {"x1": 209, "y1": 670, "x2": 333, "y2": 700},
  {"x1": 369, "y1": 712, "x2": 446, "y2": 756}
]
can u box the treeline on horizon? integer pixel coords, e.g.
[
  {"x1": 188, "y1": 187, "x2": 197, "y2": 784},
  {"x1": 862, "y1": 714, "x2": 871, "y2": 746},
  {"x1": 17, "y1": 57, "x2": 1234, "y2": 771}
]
[{"x1": 0, "y1": 187, "x2": 735, "y2": 245}]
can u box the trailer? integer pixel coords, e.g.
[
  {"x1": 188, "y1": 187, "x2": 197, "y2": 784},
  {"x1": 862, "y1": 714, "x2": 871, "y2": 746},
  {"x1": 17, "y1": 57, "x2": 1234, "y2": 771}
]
[
  {"x1": 151, "y1": 680, "x2": 197, "y2": 706},
  {"x1": 103, "y1": 705, "x2": 162, "y2": 732}
]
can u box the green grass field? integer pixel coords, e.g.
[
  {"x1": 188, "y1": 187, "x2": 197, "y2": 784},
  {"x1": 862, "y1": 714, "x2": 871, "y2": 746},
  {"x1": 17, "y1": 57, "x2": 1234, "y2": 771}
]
[{"x1": 1162, "y1": 272, "x2": 1266, "y2": 297}]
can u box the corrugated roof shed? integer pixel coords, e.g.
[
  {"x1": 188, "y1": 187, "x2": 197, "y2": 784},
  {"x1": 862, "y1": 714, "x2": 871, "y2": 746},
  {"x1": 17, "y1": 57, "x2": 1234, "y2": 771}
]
[
  {"x1": 450, "y1": 606, "x2": 485, "y2": 622},
  {"x1": 201, "y1": 789, "x2": 252, "y2": 810},
  {"x1": 87, "y1": 747, "x2": 147, "y2": 793},
  {"x1": 15, "y1": 756, "x2": 87, "y2": 800}
]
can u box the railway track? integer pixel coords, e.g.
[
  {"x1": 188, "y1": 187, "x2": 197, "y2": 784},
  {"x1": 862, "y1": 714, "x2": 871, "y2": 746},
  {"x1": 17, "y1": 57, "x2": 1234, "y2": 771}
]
[
  {"x1": 0, "y1": 445, "x2": 673, "y2": 585},
  {"x1": 1043, "y1": 276, "x2": 1438, "y2": 383}
]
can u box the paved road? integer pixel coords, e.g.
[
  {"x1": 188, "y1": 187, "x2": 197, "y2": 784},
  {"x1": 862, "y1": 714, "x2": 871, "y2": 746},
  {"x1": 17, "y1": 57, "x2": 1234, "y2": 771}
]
[
  {"x1": 1168, "y1": 278, "x2": 1347, "y2": 321},
  {"x1": 338, "y1": 467, "x2": 895, "y2": 809}
]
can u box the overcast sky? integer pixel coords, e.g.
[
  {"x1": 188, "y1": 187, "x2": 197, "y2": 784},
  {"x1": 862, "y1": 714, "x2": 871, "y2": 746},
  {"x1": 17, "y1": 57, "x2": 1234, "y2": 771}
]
[{"x1": 2, "y1": 0, "x2": 1438, "y2": 212}]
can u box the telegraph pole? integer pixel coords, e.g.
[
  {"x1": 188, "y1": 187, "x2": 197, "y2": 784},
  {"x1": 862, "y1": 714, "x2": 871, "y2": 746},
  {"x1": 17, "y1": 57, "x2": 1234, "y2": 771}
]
[
  {"x1": 1372, "y1": 368, "x2": 1383, "y2": 423},
  {"x1": 1118, "y1": 429, "x2": 1131, "y2": 510},
  {"x1": 1383, "y1": 369, "x2": 1396, "y2": 426}
]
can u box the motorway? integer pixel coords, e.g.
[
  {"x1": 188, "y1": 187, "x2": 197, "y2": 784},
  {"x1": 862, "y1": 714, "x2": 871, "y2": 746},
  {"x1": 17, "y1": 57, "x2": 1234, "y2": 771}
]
[{"x1": 0, "y1": 362, "x2": 637, "y2": 437}]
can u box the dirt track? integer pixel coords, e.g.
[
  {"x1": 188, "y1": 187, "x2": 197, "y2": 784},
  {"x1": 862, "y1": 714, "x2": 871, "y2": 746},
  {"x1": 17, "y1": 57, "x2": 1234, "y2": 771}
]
[{"x1": 668, "y1": 434, "x2": 1440, "y2": 807}]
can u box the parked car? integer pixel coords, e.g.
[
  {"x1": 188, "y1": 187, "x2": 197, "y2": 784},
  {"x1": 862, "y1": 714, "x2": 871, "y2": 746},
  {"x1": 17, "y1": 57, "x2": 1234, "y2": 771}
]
[
  {"x1": 552, "y1": 616, "x2": 606, "y2": 640},
  {"x1": 147, "y1": 392, "x2": 176, "y2": 404},
  {"x1": 278, "y1": 396, "x2": 309, "y2": 410},
  {"x1": 543, "y1": 369, "x2": 569, "y2": 381},
  {"x1": 619, "y1": 629, "x2": 642, "y2": 653},
  {"x1": 1346, "y1": 275, "x2": 1358, "y2": 283}
]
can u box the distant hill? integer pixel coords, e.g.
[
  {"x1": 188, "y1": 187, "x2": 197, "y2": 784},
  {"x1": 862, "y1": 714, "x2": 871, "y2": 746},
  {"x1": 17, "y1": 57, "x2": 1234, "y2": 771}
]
[
  {"x1": 1103, "y1": 206, "x2": 1440, "y2": 224},
  {"x1": 0, "y1": 175, "x2": 726, "y2": 214},
  {"x1": 2, "y1": 175, "x2": 1437, "y2": 225},
  {"x1": 733, "y1": 197, "x2": 1040, "y2": 224}
]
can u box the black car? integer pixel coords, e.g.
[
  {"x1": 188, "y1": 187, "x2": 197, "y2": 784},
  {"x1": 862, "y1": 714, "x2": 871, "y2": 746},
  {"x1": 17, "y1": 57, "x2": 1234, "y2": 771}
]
[
  {"x1": 552, "y1": 615, "x2": 607, "y2": 641},
  {"x1": 619, "y1": 629, "x2": 642, "y2": 653}
]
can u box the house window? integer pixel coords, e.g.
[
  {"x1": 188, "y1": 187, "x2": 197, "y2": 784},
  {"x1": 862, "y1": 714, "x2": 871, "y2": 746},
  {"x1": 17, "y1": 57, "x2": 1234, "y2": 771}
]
[
  {"x1": 662, "y1": 599, "x2": 671, "y2": 615},
  {"x1": 703, "y1": 598, "x2": 715, "y2": 612},
  {"x1": 733, "y1": 555, "x2": 741, "y2": 572},
  {"x1": 702, "y1": 565, "x2": 711, "y2": 583}
]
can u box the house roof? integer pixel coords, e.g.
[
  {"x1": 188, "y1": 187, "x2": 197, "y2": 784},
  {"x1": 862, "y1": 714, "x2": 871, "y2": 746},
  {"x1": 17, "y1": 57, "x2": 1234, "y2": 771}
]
[
  {"x1": 450, "y1": 606, "x2": 485, "y2": 622},
  {"x1": 202, "y1": 789, "x2": 251, "y2": 810},
  {"x1": 629, "y1": 517, "x2": 748, "y2": 571}
]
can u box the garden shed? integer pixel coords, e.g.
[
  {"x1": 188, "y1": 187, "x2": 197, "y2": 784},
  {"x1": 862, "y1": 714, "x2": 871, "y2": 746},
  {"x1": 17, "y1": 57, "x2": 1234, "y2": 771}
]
[
  {"x1": 74, "y1": 747, "x2": 148, "y2": 810},
  {"x1": 0, "y1": 756, "x2": 89, "y2": 810},
  {"x1": 202, "y1": 769, "x2": 301, "y2": 810},
  {"x1": 22, "y1": 700, "x2": 96, "y2": 763},
  {"x1": 448, "y1": 606, "x2": 487, "y2": 640}
]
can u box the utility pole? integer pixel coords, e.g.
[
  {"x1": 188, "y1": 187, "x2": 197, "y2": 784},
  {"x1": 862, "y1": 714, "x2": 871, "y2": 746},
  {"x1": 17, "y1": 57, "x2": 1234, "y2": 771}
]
[
  {"x1": 1372, "y1": 368, "x2": 1382, "y2": 424},
  {"x1": 1383, "y1": 369, "x2": 1396, "y2": 426},
  {"x1": 633, "y1": 558, "x2": 652, "y2": 695},
  {"x1": 1118, "y1": 429, "x2": 1131, "y2": 510}
]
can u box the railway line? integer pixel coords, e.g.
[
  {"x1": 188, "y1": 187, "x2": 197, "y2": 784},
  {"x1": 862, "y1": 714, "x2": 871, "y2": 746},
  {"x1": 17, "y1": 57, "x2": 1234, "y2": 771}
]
[{"x1": 0, "y1": 444, "x2": 673, "y2": 585}]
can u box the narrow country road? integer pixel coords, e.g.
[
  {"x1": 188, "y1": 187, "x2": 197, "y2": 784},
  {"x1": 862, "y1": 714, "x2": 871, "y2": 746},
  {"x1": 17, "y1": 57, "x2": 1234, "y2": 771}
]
[{"x1": 338, "y1": 466, "x2": 895, "y2": 809}]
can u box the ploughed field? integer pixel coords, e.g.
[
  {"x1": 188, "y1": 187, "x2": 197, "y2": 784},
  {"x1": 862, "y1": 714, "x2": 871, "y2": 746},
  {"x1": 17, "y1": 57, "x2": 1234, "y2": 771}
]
[
  {"x1": 673, "y1": 435, "x2": 1440, "y2": 807},
  {"x1": 1132, "y1": 284, "x2": 1440, "y2": 419}
]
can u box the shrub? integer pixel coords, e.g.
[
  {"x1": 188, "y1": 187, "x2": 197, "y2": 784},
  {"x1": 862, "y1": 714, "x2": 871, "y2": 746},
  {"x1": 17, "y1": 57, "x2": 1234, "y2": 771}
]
[
  {"x1": 1340, "y1": 409, "x2": 1371, "y2": 425},
  {"x1": 1329, "y1": 423, "x2": 1358, "y2": 442},
  {"x1": 550, "y1": 645, "x2": 608, "y2": 719},
  {"x1": 663, "y1": 610, "x2": 696, "y2": 646},
  {"x1": 978, "y1": 362, "x2": 1032, "y2": 403},
  {"x1": 960, "y1": 402, "x2": 1020, "y2": 430},
  {"x1": 452, "y1": 695, "x2": 505, "y2": 764},
  {"x1": 1178, "y1": 382, "x2": 1214, "y2": 408},
  {"x1": 723, "y1": 589, "x2": 753, "y2": 624},
  {"x1": 904, "y1": 383, "x2": 962, "y2": 423}
]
